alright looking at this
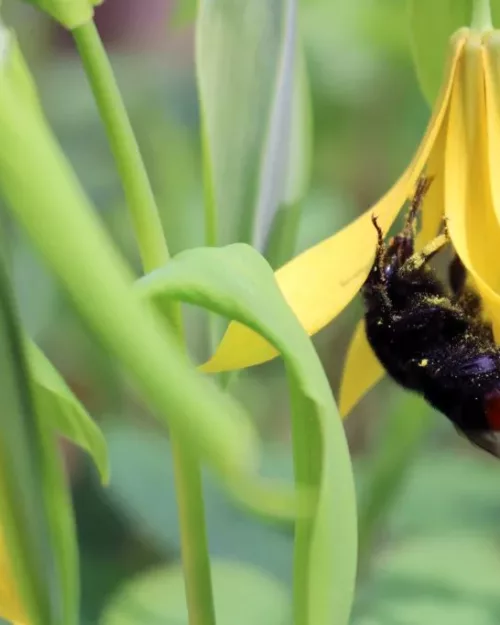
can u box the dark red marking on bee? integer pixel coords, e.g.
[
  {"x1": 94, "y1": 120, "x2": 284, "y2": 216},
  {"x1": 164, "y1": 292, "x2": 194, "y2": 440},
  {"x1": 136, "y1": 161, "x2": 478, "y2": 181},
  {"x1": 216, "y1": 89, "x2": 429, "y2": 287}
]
[
  {"x1": 485, "y1": 391, "x2": 500, "y2": 431},
  {"x1": 361, "y1": 176, "x2": 500, "y2": 458}
]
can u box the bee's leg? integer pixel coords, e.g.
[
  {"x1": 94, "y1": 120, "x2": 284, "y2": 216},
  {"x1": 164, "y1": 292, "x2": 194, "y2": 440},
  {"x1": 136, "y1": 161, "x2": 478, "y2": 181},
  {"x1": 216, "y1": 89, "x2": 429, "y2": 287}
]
[
  {"x1": 401, "y1": 232, "x2": 449, "y2": 273},
  {"x1": 370, "y1": 214, "x2": 387, "y2": 283},
  {"x1": 364, "y1": 215, "x2": 392, "y2": 310},
  {"x1": 387, "y1": 176, "x2": 434, "y2": 266},
  {"x1": 403, "y1": 175, "x2": 434, "y2": 239},
  {"x1": 448, "y1": 255, "x2": 493, "y2": 339},
  {"x1": 449, "y1": 255, "x2": 482, "y2": 316}
]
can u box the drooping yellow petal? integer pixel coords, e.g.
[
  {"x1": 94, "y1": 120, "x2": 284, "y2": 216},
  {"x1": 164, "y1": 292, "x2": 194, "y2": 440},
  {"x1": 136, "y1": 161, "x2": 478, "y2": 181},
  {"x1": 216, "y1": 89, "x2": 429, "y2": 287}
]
[
  {"x1": 483, "y1": 32, "x2": 500, "y2": 230},
  {"x1": 0, "y1": 530, "x2": 27, "y2": 624},
  {"x1": 338, "y1": 123, "x2": 449, "y2": 417},
  {"x1": 461, "y1": 35, "x2": 500, "y2": 287},
  {"x1": 202, "y1": 31, "x2": 466, "y2": 374},
  {"x1": 338, "y1": 320, "x2": 384, "y2": 418},
  {"x1": 445, "y1": 33, "x2": 500, "y2": 338},
  {"x1": 418, "y1": 124, "x2": 447, "y2": 245}
]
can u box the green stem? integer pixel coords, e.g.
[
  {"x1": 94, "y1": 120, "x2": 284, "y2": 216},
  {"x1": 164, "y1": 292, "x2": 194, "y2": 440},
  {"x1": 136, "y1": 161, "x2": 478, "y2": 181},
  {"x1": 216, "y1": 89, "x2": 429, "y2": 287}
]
[
  {"x1": 72, "y1": 20, "x2": 168, "y2": 274},
  {"x1": 199, "y1": 119, "x2": 223, "y2": 377},
  {"x1": 471, "y1": 0, "x2": 493, "y2": 30},
  {"x1": 171, "y1": 445, "x2": 216, "y2": 624},
  {"x1": 289, "y1": 381, "x2": 317, "y2": 625},
  {"x1": 72, "y1": 20, "x2": 216, "y2": 625}
]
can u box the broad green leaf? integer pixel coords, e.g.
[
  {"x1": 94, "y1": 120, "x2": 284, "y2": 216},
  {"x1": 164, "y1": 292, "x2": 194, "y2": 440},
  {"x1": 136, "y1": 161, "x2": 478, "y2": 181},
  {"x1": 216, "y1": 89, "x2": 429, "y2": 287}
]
[
  {"x1": 0, "y1": 246, "x2": 78, "y2": 625},
  {"x1": 387, "y1": 450, "x2": 500, "y2": 536},
  {"x1": 100, "y1": 560, "x2": 290, "y2": 625},
  {"x1": 409, "y1": 0, "x2": 470, "y2": 104},
  {"x1": 355, "y1": 599, "x2": 496, "y2": 625},
  {"x1": 409, "y1": 0, "x2": 500, "y2": 105},
  {"x1": 282, "y1": 40, "x2": 313, "y2": 210},
  {"x1": 21, "y1": 0, "x2": 101, "y2": 29},
  {"x1": 196, "y1": 0, "x2": 297, "y2": 247},
  {"x1": 138, "y1": 243, "x2": 357, "y2": 625},
  {"x1": 374, "y1": 535, "x2": 500, "y2": 599},
  {"x1": 27, "y1": 340, "x2": 109, "y2": 482},
  {"x1": 354, "y1": 535, "x2": 500, "y2": 625},
  {"x1": 103, "y1": 422, "x2": 293, "y2": 581},
  {"x1": 358, "y1": 394, "x2": 433, "y2": 557},
  {"x1": 265, "y1": 38, "x2": 313, "y2": 269}
]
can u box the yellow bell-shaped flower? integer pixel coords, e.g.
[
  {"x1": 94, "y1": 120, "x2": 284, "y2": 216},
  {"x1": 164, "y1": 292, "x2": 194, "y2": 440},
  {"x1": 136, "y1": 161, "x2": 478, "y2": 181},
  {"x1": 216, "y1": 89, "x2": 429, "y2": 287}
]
[{"x1": 203, "y1": 23, "x2": 500, "y2": 417}]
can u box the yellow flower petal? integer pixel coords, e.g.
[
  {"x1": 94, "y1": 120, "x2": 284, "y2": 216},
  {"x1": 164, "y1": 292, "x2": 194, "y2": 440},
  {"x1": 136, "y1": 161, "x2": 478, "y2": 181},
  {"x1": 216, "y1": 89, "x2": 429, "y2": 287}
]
[
  {"x1": 338, "y1": 319, "x2": 384, "y2": 418},
  {"x1": 418, "y1": 124, "x2": 447, "y2": 246},
  {"x1": 338, "y1": 127, "x2": 449, "y2": 417},
  {"x1": 445, "y1": 34, "x2": 500, "y2": 338},
  {"x1": 202, "y1": 31, "x2": 466, "y2": 374},
  {"x1": 483, "y1": 32, "x2": 500, "y2": 229}
]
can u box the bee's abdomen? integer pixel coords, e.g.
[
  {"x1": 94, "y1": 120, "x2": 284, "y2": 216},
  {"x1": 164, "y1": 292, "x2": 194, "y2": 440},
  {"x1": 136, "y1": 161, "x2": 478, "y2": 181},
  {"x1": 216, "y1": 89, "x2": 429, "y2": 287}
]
[{"x1": 364, "y1": 296, "x2": 472, "y2": 393}]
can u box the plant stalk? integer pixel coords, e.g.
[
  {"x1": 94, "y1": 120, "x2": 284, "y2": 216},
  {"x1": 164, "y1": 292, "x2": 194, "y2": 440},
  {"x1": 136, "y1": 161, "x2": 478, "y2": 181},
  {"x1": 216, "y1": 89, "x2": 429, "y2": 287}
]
[
  {"x1": 471, "y1": 0, "x2": 493, "y2": 30},
  {"x1": 72, "y1": 20, "x2": 216, "y2": 625}
]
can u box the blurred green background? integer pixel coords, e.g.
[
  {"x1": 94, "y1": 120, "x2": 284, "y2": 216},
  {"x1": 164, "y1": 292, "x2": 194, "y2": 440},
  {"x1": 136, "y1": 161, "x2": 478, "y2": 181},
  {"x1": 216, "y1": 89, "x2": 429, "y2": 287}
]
[{"x1": 3, "y1": 1, "x2": 500, "y2": 623}]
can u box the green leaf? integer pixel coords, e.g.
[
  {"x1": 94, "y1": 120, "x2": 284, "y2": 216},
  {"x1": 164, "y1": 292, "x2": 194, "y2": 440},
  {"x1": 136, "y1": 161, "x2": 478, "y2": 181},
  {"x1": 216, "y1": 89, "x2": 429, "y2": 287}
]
[
  {"x1": 0, "y1": 246, "x2": 78, "y2": 625},
  {"x1": 282, "y1": 40, "x2": 313, "y2": 210},
  {"x1": 0, "y1": 32, "x2": 355, "y2": 625},
  {"x1": 355, "y1": 535, "x2": 500, "y2": 625},
  {"x1": 409, "y1": 0, "x2": 500, "y2": 104},
  {"x1": 357, "y1": 394, "x2": 434, "y2": 558},
  {"x1": 0, "y1": 33, "x2": 262, "y2": 519},
  {"x1": 408, "y1": 0, "x2": 470, "y2": 104},
  {"x1": 27, "y1": 339, "x2": 109, "y2": 482},
  {"x1": 196, "y1": 0, "x2": 298, "y2": 247},
  {"x1": 374, "y1": 535, "x2": 500, "y2": 599},
  {"x1": 264, "y1": 39, "x2": 313, "y2": 269},
  {"x1": 138, "y1": 243, "x2": 357, "y2": 625},
  {"x1": 103, "y1": 421, "x2": 293, "y2": 581},
  {"x1": 355, "y1": 599, "x2": 496, "y2": 625},
  {"x1": 387, "y1": 450, "x2": 500, "y2": 536},
  {"x1": 100, "y1": 560, "x2": 290, "y2": 625}
]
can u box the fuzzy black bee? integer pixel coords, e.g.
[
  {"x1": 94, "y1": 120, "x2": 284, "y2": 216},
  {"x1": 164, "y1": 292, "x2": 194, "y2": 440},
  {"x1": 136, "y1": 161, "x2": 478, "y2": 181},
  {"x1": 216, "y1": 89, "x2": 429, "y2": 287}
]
[{"x1": 362, "y1": 177, "x2": 500, "y2": 458}]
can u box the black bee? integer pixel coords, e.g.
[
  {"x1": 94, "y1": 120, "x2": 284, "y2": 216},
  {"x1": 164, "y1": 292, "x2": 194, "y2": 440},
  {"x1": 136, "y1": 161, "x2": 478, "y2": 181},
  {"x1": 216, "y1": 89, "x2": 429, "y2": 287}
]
[{"x1": 362, "y1": 176, "x2": 500, "y2": 458}]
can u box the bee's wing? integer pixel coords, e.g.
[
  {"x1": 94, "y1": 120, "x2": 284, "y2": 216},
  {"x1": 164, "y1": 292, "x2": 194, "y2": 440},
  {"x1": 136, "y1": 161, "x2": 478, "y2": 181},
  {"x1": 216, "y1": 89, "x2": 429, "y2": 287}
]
[
  {"x1": 453, "y1": 354, "x2": 498, "y2": 377},
  {"x1": 426, "y1": 352, "x2": 500, "y2": 394}
]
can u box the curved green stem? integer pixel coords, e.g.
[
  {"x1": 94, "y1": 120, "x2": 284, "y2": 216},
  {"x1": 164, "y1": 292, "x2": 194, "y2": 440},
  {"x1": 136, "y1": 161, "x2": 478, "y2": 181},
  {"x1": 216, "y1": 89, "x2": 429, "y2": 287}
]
[
  {"x1": 72, "y1": 20, "x2": 216, "y2": 625},
  {"x1": 72, "y1": 20, "x2": 168, "y2": 274},
  {"x1": 171, "y1": 445, "x2": 216, "y2": 625}
]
